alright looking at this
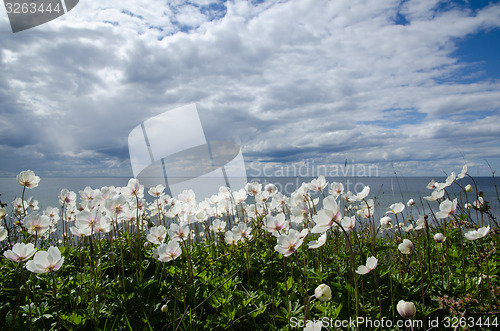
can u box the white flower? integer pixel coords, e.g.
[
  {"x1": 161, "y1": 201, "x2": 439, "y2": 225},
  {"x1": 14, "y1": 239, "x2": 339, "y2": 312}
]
[
  {"x1": 329, "y1": 182, "x2": 344, "y2": 197},
  {"x1": 314, "y1": 284, "x2": 332, "y2": 302},
  {"x1": 168, "y1": 223, "x2": 190, "y2": 242},
  {"x1": 4, "y1": 243, "x2": 36, "y2": 262},
  {"x1": 304, "y1": 320, "x2": 322, "y2": 331},
  {"x1": 357, "y1": 199, "x2": 375, "y2": 218},
  {"x1": 0, "y1": 226, "x2": 7, "y2": 242},
  {"x1": 264, "y1": 183, "x2": 278, "y2": 195},
  {"x1": 17, "y1": 170, "x2": 40, "y2": 188},
  {"x1": 210, "y1": 219, "x2": 226, "y2": 233},
  {"x1": 397, "y1": 300, "x2": 416, "y2": 319},
  {"x1": 148, "y1": 184, "x2": 165, "y2": 197},
  {"x1": 435, "y1": 198, "x2": 457, "y2": 219},
  {"x1": 70, "y1": 225, "x2": 92, "y2": 237},
  {"x1": 423, "y1": 189, "x2": 444, "y2": 201},
  {"x1": 224, "y1": 230, "x2": 241, "y2": 245},
  {"x1": 340, "y1": 216, "x2": 356, "y2": 231},
  {"x1": 387, "y1": 202, "x2": 405, "y2": 214},
  {"x1": 26, "y1": 246, "x2": 64, "y2": 274},
  {"x1": 472, "y1": 197, "x2": 485, "y2": 210},
  {"x1": 22, "y1": 212, "x2": 51, "y2": 236},
  {"x1": 407, "y1": 199, "x2": 415, "y2": 207},
  {"x1": 457, "y1": 164, "x2": 468, "y2": 179},
  {"x1": 121, "y1": 178, "x2": 144, "y2": 199},
  {"x1": 464, "y1": 226, "x2": 490, "y2": 241},
  {"x1": 398, "y1": 239, "x2": 414, "y2": 255},
  {"x1": 245, "y1": 182, "x2": 262, "y2": 196},
  {"x1": 156, "y1": 240, "x2": 182, "y2": 262},
  {"x1": 414, "y1": 215, "x2": 426, "y2": 230},
  {"x1": 308, "y1": 232, "x2": 327, "y2": 249},
  {"x1": 263, "y1": 213, "x2": 289, "y2": 236},
  {"x1": 433, "y1": 233, "x2": 446, "y2": 243},
  {"x1": 311, "y1": 196, "x2": 341, "y2": 233},
  {"x1": 355, "y1": 256, "x2": 378, "y2": 275},
  {"x1": 233, "y1": 222, "x2": 252, "y2": 241},
  {"x1": 147, "y1": 225, "x2": 168, "y2": 245},
  {"x1": 308, "y1": 175, "x2": 328, "y2": 192},
  {"x1": 355, "y1": 186, "x2": 370, "y2": 201},
  {"x1": 379, "y1": 216, "x2": 393, "y2": 230},
  {"x1": 274, "y1": 229, "x2": 304, "y2": 257}
]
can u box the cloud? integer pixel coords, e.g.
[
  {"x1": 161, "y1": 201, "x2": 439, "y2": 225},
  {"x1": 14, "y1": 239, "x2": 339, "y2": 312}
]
[{"x1": 0, "y1": 0, "x2": 499, "y2": 178}]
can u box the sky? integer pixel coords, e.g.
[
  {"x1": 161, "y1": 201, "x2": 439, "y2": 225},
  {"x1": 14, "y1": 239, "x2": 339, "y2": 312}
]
[{"x1": 1, "y1": 0, "x2": 500, "y2": 180}]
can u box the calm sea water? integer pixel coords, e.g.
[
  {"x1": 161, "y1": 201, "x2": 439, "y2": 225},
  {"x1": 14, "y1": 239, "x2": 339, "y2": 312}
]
[{"x1": 1, "y1": 176, "x2": 498, "y2": 219}]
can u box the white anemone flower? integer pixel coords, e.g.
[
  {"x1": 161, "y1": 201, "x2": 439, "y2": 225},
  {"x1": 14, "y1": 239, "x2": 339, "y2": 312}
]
[
  {"x1": 234, "y1": 223, "x2": 252, "y2": 241},
  {"x1": 156, "y1": 240, "x2": 182, "y2": 262},
  {"x1": 224, "y1": 230, "x2": 241, "y2": 245},
  {"x1": 4, "y1": 243, "x2": 36, "y2": 262},
  {"x1": 340, "y1": 216, "x2": 356, "y2": 231},
  {"x1": 423, "y1": 189, "x2": 444, "y2": 201},
  {"x1": 17, "y1": 170, "x2": 40, "y2": 189},
  {"x1": 329, "y1": 182, "x2": 344, "y2": 197},
  {"x1": 435, "y1": 198, "x2": 457, "y2": 219},
  {"x1": 355, "y1": 256, "x2": 378, "y2": 275},
  {"x1": 464, "y1": 226, "x2": 490, "y2": 240},
  {"x1": 70, "y1": 225, "x2": 92, "y2": 237},
  {"x1": 210, "y1": 219, "x2": 226, "y2": 233},
  {"x1": 232, "y1": 188, "x2": 248, "y2": 204},
  {"x1": 457, "y1": 164, "x2": 468, "y2": 179},
  {"x1": 314, "y1": 284, "x2": 332, "y2": 302},
  {"x1": 22, "y1": 212, "x2": 51, "y2": 236},
  {"x1": 308, "y1": 232, "x2": 327, "y2": 249},
  {"x1": 355, "y1": 186, "x2": 370, "y2": 201},
  {"x1": 263, "y1": 213, "x2": 289, "y2": 236},
  {"x1": 148, "y1": 184, "x2": 165, "y2": 197},
  {"x1": 398, "y1": 239, "x2": 414, "y2": 255},
  {"x1": 379, "y1": 216, "x2": 393, "y2": 230},
  {"x1": 264, "y1": 183, "x2": 278, "y2": 196},
  {"x1": 308, "y1": 175, "x2": 328, "y2": 192},
  {"x1": 245, "y1": 182, "x2": 262, "y2": 196},
  {"x1": 121, "y1": 178, "x2": 144, "y2": 199},
  {"x1": 274, "y1": 229, "x2": 304, "y2": 257},
  {"x1": 168, "y1": 223, "x2": 190, "y2": 242},
  {"x1": 26, "y1": 246, "x2": 64, "y2": 274},
  {"x1": 397, "y1": 300, "x2": 417, "y2": 319},
  {"x1": 59, "y1": 189, "x2": 77, "y2": 206},
  {"x1": 387, "y1": 202, "x2": 405, "y2": 214},
  {"x1": 414, "y1": 215, "x2": 426, "y2": 230},
  {"x1": 147, "y1": 225, "x2": 168, "y2": 245},
  {"x1": 0, "y1": 226, "x2": 7, "y2": 242},
  {"x1": 311, "y1": 196, "x2": 341, "y2": 233},
  {"x1": 433, "y1": 233, "x2": 446, "y2": 243},
  {"x1": 304, "y1": 320, "x2": 323, "y2": 331},
  {"x1": 357, "y1": 199, "x2": 374, "y2": 218}
]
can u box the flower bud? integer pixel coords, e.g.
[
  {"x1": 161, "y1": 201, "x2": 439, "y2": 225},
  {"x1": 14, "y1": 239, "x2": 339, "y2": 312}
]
[
  {"x1": 407, "y1": 198, "x2": 415, "y2": 207},
  {"x1": 314, "y1": 284, "x2": 332, "y2": 302},
  {"x1": 397, "y1": 300, "x2": 416, "y2": 319},
  {"x1": 433, "y1": 233, "x2": 446, "y2": 243},
  {"x1": 465, "y1": 184, "x2": 473, "y2": 193},
  {"x1": 161, "y1": 304, "x2": 168, "y2": 313}
]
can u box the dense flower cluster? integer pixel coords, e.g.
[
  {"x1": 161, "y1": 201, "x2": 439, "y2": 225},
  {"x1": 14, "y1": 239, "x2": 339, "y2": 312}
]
[{"x1": 0, "y1": 164, "x2": 495, "y2": 327}]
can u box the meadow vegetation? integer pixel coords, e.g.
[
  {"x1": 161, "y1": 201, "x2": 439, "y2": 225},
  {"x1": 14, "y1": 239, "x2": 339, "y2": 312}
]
[{"x1": 0, "y1": 166, "x2": 498, "y2": 330}]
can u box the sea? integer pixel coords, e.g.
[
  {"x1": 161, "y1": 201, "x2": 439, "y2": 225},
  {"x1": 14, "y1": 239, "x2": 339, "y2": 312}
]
[{"x1": 1, "y1": 175, "x2": 499, "y2": 220}]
